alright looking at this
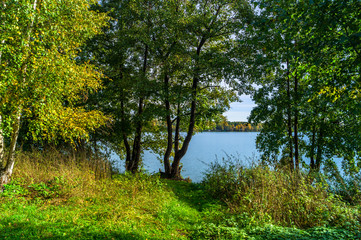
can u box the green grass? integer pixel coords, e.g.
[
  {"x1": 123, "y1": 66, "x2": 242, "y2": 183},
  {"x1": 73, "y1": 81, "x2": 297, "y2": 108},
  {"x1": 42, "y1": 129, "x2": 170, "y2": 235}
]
[
  {"x1": 0, "y1": 176, "x2": 192, "y2": 239},
  {"x1": 0, "y1": 151, "x2": 360, "y2": 239}
]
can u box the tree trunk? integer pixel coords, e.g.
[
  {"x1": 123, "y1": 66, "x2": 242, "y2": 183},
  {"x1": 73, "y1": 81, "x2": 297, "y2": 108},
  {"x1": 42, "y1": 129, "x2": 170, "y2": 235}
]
[
  {"x1": 174, "y1": 104, "x2": 181, "y2": 153},
  {"x1": 163, "y1": 74, "x2": 172, "y2": 176},
  {"x1": 0, "y1": 112, "x2": 21, "y2": 188},
  {"x1": 130, "y1": 98, "x2": 143, "y2": 173},
  {"x1": 286, "y1": 59, "x2": 294, "y2": 171},
  {"x1": 0, "y1": 2, "x2": 6, "y2": 166},
  {"x1": 307, "y1": 124, "x2": 319, "y2": 183},
  {"x1": 0, "y1": 115, "x2": 5, "y2": 167},
  {"x1": 293, "y1": 73, "x2": 299, "y2": 171},
  {"x1": 310, "y1": 125, "x2": 316, "y2": 170},
  {"x1": 128, "y1": 44, "x2": 148, "y2": 173},
  {"x1": 315, "y1": 123, "x2": 324, "y2": 172},
  {"x1": 170, "y1": 37, "x2": 206, "y2": 179},
  {"x1": 123, "y1": 133, "x2": 132, "y2": 171},
  {"x1": 171, "y1": 77, "x2": 198, "y2": 178},
  {"x1": 121, "y1": 99, "x2": 132, "y2": 171},
  {"x1": 171, "y1": 88, "x2": 196, "y2": 178}
]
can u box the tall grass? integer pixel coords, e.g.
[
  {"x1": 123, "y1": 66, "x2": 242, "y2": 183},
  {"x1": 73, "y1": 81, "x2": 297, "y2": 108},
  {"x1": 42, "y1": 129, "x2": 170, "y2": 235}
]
[
  {"x1": 9, "y1": 150, "x2": 170, "y2": 205},
  {"x1": 202, "y1": 157, "x2": 361, "y2": 229},
  {"x1": 1, "y1": 150, "x2": 192, "y2": 239}
]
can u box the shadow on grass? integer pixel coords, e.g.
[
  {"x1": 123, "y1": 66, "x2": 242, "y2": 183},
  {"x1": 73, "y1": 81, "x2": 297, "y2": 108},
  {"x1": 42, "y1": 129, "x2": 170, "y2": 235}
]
[
  {"x1": 162, "y1": 179, "x2": 222, "y2": 212},
  {"x1": 0, "y1": 220, "x2": 151, "y2": 240}
]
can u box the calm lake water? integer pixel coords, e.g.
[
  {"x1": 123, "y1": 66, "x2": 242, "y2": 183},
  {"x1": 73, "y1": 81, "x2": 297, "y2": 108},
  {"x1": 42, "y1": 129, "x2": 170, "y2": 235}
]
[{"x1": 112, "y1": 132, "x2": 260, "y2": 182}]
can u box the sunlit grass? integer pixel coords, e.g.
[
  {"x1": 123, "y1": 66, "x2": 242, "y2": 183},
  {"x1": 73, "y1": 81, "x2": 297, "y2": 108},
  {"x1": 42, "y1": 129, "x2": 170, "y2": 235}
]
[
  {"x1": 0, "y1": 151, "x2": 360, "y2": 239},
  {"x1": 0, "y1": 151, "x2": 192, "y2": 239}
]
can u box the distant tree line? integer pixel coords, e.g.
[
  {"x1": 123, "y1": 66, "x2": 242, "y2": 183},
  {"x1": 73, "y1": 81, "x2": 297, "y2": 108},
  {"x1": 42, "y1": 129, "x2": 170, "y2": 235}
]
[{"x1": 211, "y1": 121, "x2": 261, "y2": 132}]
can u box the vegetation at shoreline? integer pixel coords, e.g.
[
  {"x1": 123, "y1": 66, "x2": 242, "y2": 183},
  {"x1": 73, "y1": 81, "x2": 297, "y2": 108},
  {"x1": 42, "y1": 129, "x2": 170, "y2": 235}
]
[
  {"x1": 150, "y1": 120, "x2": 261, "y2": 132},
  {"x1": 0, "y1": 152, "x2": 360, "y2": 239}
]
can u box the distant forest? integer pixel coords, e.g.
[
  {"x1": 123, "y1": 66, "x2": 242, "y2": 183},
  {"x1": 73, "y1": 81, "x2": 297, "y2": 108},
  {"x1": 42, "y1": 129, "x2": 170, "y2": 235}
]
[{"x1": 211, "y1": 122, "x2": 261, "y2": 132}]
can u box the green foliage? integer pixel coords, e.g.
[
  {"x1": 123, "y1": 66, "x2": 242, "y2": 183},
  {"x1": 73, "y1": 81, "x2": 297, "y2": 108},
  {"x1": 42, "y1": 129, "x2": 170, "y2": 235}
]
[
  {"x1": 192, "y1": 223, "x2": 249, "y2": 240},
  {"x1": 1, "y1": 180, "x2": 29, "y2": 198},
  {"x1": 246, "y1": 0, "x2": 361, "y2": 174},
  {"x1": 202, "y1": 157, "x2": 361, "y2": 230},
  {"x1": 191, "y1": 209, "x2": 252, "y2": 240},
  {"x1": 27, "y1": 176, "x2": 69, "y2": 199},
  {"x1": 0, "y1": 0, "x2": 109, "y2": 144},
  {"x1": 247, "y1": 224, "x2": 361, "y2": 240},
  {"x1": 85, "y1": 0, "x2": 252, "y2": 173},
  {"x1": 322, "y1": 165, "x2": 361, "y2": 205}
]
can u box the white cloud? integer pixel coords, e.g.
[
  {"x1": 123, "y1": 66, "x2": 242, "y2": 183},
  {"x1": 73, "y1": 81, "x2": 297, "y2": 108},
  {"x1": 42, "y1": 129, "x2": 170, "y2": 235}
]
[{"x1": 223, "y1": 95, "x2": 256, "y2": 122}]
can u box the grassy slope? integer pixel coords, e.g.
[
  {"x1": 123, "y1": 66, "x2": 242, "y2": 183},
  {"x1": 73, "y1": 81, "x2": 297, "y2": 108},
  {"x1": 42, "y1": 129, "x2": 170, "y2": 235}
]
[{"x1": 0, "y1": 152, "x2": 360, "y2": 239}]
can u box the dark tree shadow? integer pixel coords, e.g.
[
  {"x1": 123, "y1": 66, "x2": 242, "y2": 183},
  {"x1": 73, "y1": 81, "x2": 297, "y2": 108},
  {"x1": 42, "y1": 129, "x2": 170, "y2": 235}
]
[{"x1": 0, "y1": 220, "x2": 151, "y2": 240}]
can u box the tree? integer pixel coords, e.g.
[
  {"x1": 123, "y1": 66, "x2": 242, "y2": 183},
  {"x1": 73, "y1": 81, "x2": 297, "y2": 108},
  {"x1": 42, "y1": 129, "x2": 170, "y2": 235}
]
[
  {"x1": 247, "y1": 0, "x2": 361, "y2": 175},
  {"x1": 89, "y1": 0, "x2": 251, "y2": 177},
  {"x1": 245, "y1": 0, "x2": 305, "y2": 171},
  {"x1": 0, "y1": 0, "x2": 109, "y2": 187},
  {"x1": 159, "y1": 0, "x2": 252, "y2": 178},
  {"x1": 301, "y1": 0, "x2": 361, "y2": 175},
  {"x1": 87, "y1": 0, "x2": 173, "y2": 173}
]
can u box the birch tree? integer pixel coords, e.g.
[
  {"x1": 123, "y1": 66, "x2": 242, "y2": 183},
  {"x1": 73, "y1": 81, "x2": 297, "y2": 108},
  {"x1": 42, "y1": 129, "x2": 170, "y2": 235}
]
[{"x1": 0, "y1": 0, "x2": 109, "y2": 187}]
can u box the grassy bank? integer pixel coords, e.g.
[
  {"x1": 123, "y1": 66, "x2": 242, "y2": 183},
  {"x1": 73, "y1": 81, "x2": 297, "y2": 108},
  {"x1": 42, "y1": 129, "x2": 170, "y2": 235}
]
[{"x1": 0, "y1": 151, "x2": 360, "y2": 239}]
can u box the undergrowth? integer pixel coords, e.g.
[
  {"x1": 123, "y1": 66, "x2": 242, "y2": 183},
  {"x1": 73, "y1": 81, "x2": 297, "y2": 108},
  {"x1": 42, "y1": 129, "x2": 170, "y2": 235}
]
[
  {"x1": 0, "y1": 151, "x2": 360, "y2": 239},
  {"x1": 202, "y1": 156, "x2": 361, "y2": 232},
  {"x1": 0, "y1": 151, "x2": 189, "y2": 239}
]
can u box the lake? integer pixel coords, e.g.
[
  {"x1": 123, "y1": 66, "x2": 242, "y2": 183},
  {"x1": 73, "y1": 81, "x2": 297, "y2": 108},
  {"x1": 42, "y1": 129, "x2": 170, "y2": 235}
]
[{"x1": 112, "y1": 132, "x2": 260, "y2": 182}]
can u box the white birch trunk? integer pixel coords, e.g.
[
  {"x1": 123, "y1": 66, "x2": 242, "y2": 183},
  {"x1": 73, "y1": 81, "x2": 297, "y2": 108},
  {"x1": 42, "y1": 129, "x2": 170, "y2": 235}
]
[
  {"x1": 0, "y1": 39, "x2": 4, "y2": 65},
  {"x1": 0, "y1": 2, "x2": 6, "y2": 64},
  {"x1": 0, "y1": 2, "x2": 6, "y2": 173},
  {"x1": 0, "y1": 112, "x2": 21, "y2": 187},
  {"x1": 0, "y1": 115, "x2": 4, "y2": 164}
]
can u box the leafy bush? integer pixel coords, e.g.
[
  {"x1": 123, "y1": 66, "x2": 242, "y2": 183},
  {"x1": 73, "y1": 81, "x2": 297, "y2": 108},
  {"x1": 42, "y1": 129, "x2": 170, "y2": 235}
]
[
  {"x1": 1, "y1": 180, "x2": 29, "y2": 198},
  {"x1": 192, "y1": 222, "x2": 248, "y2": 240},
  {"x1": 27, "y1": 176, "x2": 70, "y2": 199},
  {"x1": 202, "y1": 157, "x2": 361, "y2": 229}
]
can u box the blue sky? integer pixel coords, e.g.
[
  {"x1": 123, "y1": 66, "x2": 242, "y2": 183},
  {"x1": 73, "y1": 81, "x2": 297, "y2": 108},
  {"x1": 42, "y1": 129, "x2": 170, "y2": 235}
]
[{"x1": 223, "y1": 95, "x2": 256, "y2": 122}]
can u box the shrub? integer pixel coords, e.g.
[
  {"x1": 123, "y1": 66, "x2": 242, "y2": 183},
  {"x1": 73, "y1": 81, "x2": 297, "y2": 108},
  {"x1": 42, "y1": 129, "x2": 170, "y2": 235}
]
[{"x1": 202, "y1": 157, "x2": 361, "y2": 229}]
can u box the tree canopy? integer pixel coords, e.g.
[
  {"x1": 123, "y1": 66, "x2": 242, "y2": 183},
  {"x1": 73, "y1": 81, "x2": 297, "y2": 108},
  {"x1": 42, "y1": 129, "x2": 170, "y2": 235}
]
[{"x1": 86, "y1": 0, "x2": 253, "y2": 177}]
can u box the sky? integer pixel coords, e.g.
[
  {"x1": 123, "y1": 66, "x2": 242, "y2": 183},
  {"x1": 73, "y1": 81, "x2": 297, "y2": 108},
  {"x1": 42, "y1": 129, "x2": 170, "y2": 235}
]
[{"x1": 223, "y1": 95, "x2": 256, "y2": 122}]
